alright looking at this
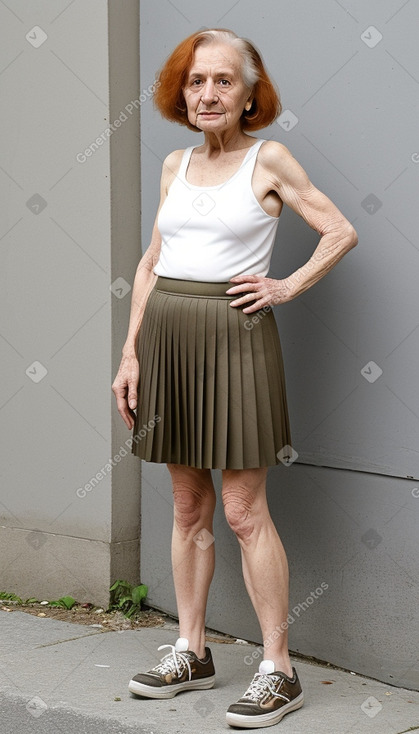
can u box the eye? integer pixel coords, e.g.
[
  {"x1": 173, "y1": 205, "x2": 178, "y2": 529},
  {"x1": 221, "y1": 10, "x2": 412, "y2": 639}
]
[
  {"x1": 218, "y1": 79, "x2": 231, "y2": 86},
  {"x1": 192, "y1": 78, "x2": 202, "y2": 86}
]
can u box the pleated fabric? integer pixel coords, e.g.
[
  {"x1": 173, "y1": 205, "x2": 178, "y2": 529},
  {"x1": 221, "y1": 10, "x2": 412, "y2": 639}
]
[{"x1": 131, "y1": 277, "x2": 292, "y2": 470}]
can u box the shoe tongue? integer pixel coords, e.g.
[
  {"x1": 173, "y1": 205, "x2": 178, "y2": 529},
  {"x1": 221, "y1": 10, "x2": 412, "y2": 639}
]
[
  {"x1": 175, "y1": 637, "x2": 189, "y2": 653},
  {"x1": 259, "y1": 659, "x2": 275, "y2": 674}
]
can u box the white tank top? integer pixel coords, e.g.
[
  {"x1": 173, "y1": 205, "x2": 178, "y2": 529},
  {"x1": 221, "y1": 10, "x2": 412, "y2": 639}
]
[{"x1": 154, "y1": 138, "x2": 280, "y2": 282}]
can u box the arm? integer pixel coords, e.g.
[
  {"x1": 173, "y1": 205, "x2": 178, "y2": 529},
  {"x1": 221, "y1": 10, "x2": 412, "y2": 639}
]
[
  {"x1": 112, "y1": 151, "x2": 181, "y2": 429},
  {"x1": 227, "y1": 141, "x2": 358, "y2": 313},
  {"x1": 121, "y1": 223, "x2": 161, "y2": 359}
]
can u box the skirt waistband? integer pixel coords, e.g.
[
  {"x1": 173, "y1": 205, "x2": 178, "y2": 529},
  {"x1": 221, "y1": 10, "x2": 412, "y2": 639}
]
[{"x1": 155, "y1": 276, "x2": 234, "y2": 299}]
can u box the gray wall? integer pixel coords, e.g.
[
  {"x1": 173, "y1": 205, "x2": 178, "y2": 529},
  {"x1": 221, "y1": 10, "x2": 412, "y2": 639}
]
[
  {"x1": 139, "y1": 0, "x2": 419, "y2": 689},
  {"x1": 0, "y1": 0, "x2": 142, "y2": 607}
]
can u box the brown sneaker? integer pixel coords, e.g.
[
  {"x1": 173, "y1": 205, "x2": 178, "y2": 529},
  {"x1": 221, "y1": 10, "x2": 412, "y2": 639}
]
[
  {"x1": 128, "y1": 637, "x2": 215, "y2": 699},
  {"x1": 226, "y1": 660, "x2": 304, "y2": 728}
]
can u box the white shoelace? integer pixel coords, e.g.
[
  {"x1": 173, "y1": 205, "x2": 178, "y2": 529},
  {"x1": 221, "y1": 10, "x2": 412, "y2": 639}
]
[
  {"x1": 153, "y1": 644, "x2": 193, "y2": 680},
  {"x1": 243, "y1": 673, "x2": 287, "y2": 702}
]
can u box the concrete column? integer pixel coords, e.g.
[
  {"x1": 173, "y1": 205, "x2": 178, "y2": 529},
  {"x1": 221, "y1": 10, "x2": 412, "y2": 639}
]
[{"x1": 0, "y1": 0, "x2": 142, "y2": 607}]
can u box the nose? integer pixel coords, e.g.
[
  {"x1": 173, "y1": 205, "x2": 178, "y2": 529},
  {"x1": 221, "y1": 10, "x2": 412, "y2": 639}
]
[{"x1": 200, "y1": 79, "x2": 218, "y2": 105}]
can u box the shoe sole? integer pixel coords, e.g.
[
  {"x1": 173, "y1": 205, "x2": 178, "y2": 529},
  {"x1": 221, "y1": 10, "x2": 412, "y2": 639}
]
[
  {"x1": 226, "y1": 692, "x2": 304, "y2": 728},
  {"x1": 128, "y1": 675, "x2": 216, "y2": 699}
]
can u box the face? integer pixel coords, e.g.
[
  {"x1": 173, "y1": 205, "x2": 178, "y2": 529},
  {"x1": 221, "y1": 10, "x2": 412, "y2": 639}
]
[{"x1": 182, "y1": 43, "x2": 252, "y2": 133}]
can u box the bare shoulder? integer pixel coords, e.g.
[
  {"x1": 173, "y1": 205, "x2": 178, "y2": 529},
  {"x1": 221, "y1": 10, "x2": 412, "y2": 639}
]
[
  {"x1": 161, "y1": 149, "x2": 186, "y2": 193},
  {"x1": 259, "y1": 139, "x2": 291, "y2": 162},
  {"x1": 163, "y1": 148, "x2": 185, "y2": 171},
  {"x1": 258, "y1": 140, "x2": 311, "y2": 191}
]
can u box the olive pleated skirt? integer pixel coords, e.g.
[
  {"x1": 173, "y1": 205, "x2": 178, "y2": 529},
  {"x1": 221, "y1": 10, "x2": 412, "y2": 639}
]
[{"x1": 131, "y1": 276, "x2": 291, "y2": 470}]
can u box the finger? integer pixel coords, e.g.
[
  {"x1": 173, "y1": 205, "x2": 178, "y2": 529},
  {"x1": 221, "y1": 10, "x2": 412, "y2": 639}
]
[
  {"x1": 229, "y1": 274, "x2": 260, "y2": 284},
  {"x1": 242, "y1": 298, "x2": 268, "y2": 314},
  {"x1": 241, "y1": 292, "x2": 270, "y2": 313},
  {"x1": 114, "y1": 392, "x2": 128, "y2": 417},
  {"x1": 112, "y1": 379, "x2": 138, "y2": 429},
  {"x1": 128, "y1": 390, "x2": 137, "y2": 410},
  {"x1": 226, "y1": 277, "x2": 263, "y2": 293},
  {"x1": 226, "y1": 283, "x2": 259, "y2": 295},
  {"x1": 229, "y1": 290, "x2": 265, "y2": 308},
  {"x1": 127, "y1": 372, "x2": 139, "y2": 409},
  {"x1": 126, "y1": 409, "x2": 135, "y2": 430},
  {"x1": 113, "y1": 386, "x2": 130, "y2": 414},
  {"x1": 121, "y1": 411, "x2": 133, "y2": 430},
  {"x1": 120, "y1": 402, "x2": 136, "y2": 430}
]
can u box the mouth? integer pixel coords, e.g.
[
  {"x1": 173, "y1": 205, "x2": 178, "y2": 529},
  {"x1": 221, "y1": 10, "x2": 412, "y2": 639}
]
[{"x1": 198, "y1": 111, "x2": 223, "y2": 117}]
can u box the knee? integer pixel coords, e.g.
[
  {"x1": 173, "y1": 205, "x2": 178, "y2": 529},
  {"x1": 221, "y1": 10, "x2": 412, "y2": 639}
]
[
  {"x1": 169, "y1": 467, "x2": 215, "y2": 533},
  {"x1": 173, "y1": 487, "x2": 205, "y2": 531},
  {"x1": 223, "y1": 485, "x2": 257, "y2": 542}
]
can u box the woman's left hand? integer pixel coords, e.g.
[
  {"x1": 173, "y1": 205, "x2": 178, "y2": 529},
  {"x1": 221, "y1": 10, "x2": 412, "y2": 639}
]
[{"x1": 226, "y1": 274, "x2": 293, "y2": 314}]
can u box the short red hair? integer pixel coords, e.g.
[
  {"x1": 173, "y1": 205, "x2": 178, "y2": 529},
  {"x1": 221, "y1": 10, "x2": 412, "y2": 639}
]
[{"x1": 153, "y1": 29, "x2": 282, "y2": 132}]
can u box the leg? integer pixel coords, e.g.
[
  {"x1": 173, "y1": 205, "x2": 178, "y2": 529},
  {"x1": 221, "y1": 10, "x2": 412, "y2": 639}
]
[
  {"x1": 222, "y1": 467, "x2": 293, "y2": 677},
  {"x1": 167, "y1": 462, "x2": 216, "y2": 659}
]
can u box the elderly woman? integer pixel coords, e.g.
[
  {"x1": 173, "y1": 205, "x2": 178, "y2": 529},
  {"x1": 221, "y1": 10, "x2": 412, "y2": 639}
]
[{"x1": 112, "y1": 28, "x2": 357, "y2": 729}]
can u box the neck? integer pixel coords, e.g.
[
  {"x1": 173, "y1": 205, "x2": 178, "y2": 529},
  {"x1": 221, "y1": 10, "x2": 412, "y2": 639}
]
[{"x1": 201, "y1": 128, "x2": 253, "y2": 154}]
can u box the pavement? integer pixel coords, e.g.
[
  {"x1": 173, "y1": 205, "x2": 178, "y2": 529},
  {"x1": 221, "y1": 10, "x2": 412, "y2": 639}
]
[{"x1": 0, "y1": 609, "x2": 418, "y2": 734}]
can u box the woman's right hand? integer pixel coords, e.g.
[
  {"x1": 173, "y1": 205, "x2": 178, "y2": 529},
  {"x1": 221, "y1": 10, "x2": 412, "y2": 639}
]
[{"x1": 112, "y1": 352, "x2": 140, "y2": 430}]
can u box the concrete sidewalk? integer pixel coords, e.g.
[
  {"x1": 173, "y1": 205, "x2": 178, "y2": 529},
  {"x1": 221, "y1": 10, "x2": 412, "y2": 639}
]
[{"x1": 0, "y1": 610, "x2": 418, "y2": 734}]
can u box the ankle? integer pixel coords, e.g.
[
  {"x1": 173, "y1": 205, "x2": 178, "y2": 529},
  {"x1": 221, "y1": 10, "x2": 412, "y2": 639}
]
[
  {"x1": 264, "y1": 655, "x2": 293, "y2": 678},
  {"x1": 191, "y1": 645, "x2": 207, "y2": 660},
  {"x1": 180, "y1": 632, "x2": 206, "y2": 660}
]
